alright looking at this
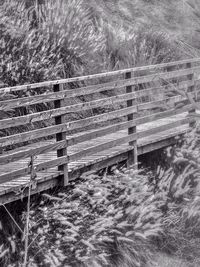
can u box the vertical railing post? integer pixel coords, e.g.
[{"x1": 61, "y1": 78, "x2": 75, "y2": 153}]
[
  {"x1": 53, "y1": 83, "x2": 68, "y2": 186},
  {"x1": 125, "y1": 71, "x2": 137, "y2": 169},
  {"x1": 186, "y1": 62, "x2": 196, "y2": 127}
]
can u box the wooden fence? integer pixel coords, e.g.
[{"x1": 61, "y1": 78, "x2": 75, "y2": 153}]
[{"x1": 0, "y1": 57, "x2": 200, "y2": 200}]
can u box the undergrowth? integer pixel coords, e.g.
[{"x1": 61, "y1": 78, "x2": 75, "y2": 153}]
[
  {"x1": 1, "y1": 1, "x2": 200, "y2": 266},
  {"x1": 2, "y1": 125, "x2": 200, "y2": 266},
  {"x1": 0, "y1": 167, "x2": 162, "y2": 267},
  {"x1": 156, "y1": 126, "x2": 200, "y2": 265}
]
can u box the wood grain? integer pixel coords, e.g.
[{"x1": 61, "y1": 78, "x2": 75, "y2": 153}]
[
  {"x1": 0, "y1": 73, "x2": 199, "y2": 111},
  {"x1": 0, "y1": 57, "x2": 199, "y2": 93},
  {"x1": 0, "y1": 58, "x2": 199, "y2": 202}
]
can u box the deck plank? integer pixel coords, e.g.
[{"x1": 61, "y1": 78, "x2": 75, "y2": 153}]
[{"x1": 0, "y1": 112, "x2": 191, "y2": 203}]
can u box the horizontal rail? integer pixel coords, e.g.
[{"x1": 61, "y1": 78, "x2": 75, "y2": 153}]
[
  {"x1": 0, "y1": 104, "x2": 195, "y2": 165},
  {"x1": 1, "y1": 68, "x2": 199, "y2": 129},
  {"x1": 0, "y1": 140, "x2": 66, "y2": 165},
  {"x1": 1, "y1": 57, "x2": 200, "y2": 93},
  {"x1": 0, "y1": 116, "x2": 191, "y2": 184},
  {"x1": 66, "y1": 107, "x2": 190, "y2": 146},
  {"x1": 1, "y1": 65, "x2": 200, "y2": 112},
  {"x1": 0, "y1": 106, "x2": 135, "y2": 146},
  {"x1": 0, "y1": 92, "x2": 196, "y2": 148},
  {"x1": 1, "y1": 58, "x2": 200, "y2": 204},
  {"x1": 0, "y1": 156, "x2": 68, "y2": 184},
  {"x1": 0, "y1": 77, "x2": 199, "y2": 111},
  {"x1": 69, "y1": 117, "x2": 192, "y2": 161}
]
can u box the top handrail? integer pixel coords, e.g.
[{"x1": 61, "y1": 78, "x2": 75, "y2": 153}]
[{"x1": 1, "y1": 57, "x2": 200, "y2": 94}]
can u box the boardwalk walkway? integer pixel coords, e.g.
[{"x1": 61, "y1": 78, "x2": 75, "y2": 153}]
[
  {"x1": 0, "y1": 57, "x2": 200, "y2": 204},
  {"x1": 0, "y1": 112, "x2": 189, "y2": 204}
]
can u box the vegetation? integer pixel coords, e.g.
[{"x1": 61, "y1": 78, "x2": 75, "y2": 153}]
[
  {"x1": 0, "y1": 0, "x2": 183, "y2": 142},
  {"x1": 1, "y1": 0, "x2": 200, "y2": 266},
  {"x1": 0, "y1": 0, "x2": 184, "y2": 88},
  {"x1": 2, "y1": 126, "x2": 200, "y2": 266}
]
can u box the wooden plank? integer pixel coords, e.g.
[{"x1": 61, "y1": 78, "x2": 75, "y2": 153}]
[
  {"x1": 69, "y1": 117, "x2": 191, "y2": 162},
  {"x1": 69, "y1": 135, "x2": 174, "y2": 179},
  {"x1": 0, "y1": 156, "x2": 68, "y2": 184},
  {"x1": 0, "y1": 106, "x2": 72, "y2": 130},
  {"x1": 68, "y1": 131, "x2": 183, "y2": 180},
  {"x1": 0, "y1": 140, "x2": 66, "y2": 165},
  {"x1": 0, "y1": 172, "x2": 62, "y2": 204},
  {"x1": 1, "y1": 58, "x2": 200, "y2": 94},
  {"x1": 0, "y1": 74, "x2": 196, "y2": 131},
  {"x1": 0, "y1": 125, "x2": 66, "y2": 148},
  {"x1": 0, "y1": 90, "x2": 195, "y2": 150},
  {"x1": 1, "y1": 75, "x2": 199, "y2": 112},
  {"x1": 0, "y1": 106, "x2": 190, "y2": 166},
  {"x1": 0, "y1": 97, "x2": 195, "y2": 149},
  {"x1": 126, "y1": 71, "x2": 137, "y2": 167},
  {"x1": 133, "y1": 79, "x2": 198, "y2": 99},
  {"x1": 1, "y1": 67, "x2": 200, "y2": 112},
  {"x1": 0, "y1": 128, "x2": 186, "y2": 205},
  {"x1": 138, "y1": 117, "x2": 191, "y2": 139},
  {"x1": 65, "y1": 100, "x2": 192, "y2": 133},
  {"x1": 138, "y1": 131, "x2": 187, "y2": 155},
  {"x1": 53, "y1": 84, "x2": 68, "y2": 186},
  {"x1": 134, "y1": 107, "x2": 189, "y2": 126},
  {"x1": 69, "y1": 128, "x2": 188, "y2": 179},
  {"x1": 69, "y1": 132, "x2": 137, "y2": 162},
  {"x1": 67, "y1": 120, "x2": 136, "y2": 147},
  {"x1": 0, "y1": 90, "x2": 141, "y2": 129},
  {"x1": 138, "y1": 94, "x2": 192, "y2": 111},
  {"x1": 0, "y1": 105, "x2": 137, "y2": 144},
  {"x1": 0, "y1": 122, "x2": 191, "y2": 204},
  {"x1": 186, "y1": 62, "x2": 196, "y2": 127},
  {"x1": 0, "y1": 131, "x2": 137, "y2": 183}
]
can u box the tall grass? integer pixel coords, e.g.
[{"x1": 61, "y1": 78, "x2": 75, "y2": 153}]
[
  {"x1": 0, "y1": 168, "x2": 163, "y2": 266},
  {"x1": 0, "y1": 1, "x2": 198, "y2": 266},
  {"x1": 2, "y1": 125, "x2": 200, "y2": 266},
  {"x1": 154, "y1": 125, "x2": 200, "y2": 264},
  {"x1": 0, "y1": 0, "x2": 181, "y2": 87},
  {"x1": 0, "y1": 0, "x2": 105, "y2": 86},
  {"x1": 0, "y1": 0, "x2": 182, "y2": 142}
]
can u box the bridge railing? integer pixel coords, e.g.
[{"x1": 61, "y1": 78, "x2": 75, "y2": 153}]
[{"x1": 0, "y1": 57, "x2": 200, "y2": 187}]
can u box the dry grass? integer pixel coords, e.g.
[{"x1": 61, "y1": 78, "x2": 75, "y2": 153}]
[
  {"x1": 152, "y1": 253, "x2": 196, "y2": 267},
  {"x1": 1, "y1": 1, "x2": 200, "y2": 267},
  {"x1": 2, "y1": 126, "x2": 200, "y2": 266}
]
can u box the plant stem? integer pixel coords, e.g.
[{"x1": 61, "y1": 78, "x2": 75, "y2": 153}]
[{"x1": 23, "y1": 156, "x2": 34, "y2": 267}]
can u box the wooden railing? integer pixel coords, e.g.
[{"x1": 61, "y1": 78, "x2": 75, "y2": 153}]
[{"x1": 0, "y1": 57, "x2": 200, "y2": 188}]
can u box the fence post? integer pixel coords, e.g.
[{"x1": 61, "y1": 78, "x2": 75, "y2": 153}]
[
  {"x1": 186, "y1": 62, "x2": 196, "y2": 127},
  {"x1": 125, "y1": 71, "x2": 137, "y2": 169},
  {"x1": 53, "y1": 83, "x2": 68, "y2": 186}
]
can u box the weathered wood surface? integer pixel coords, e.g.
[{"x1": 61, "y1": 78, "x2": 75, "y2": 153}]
[
  {"x1": 1, "y1": 57, "x2": 200, "y2": 93},
  {"x1": 0, "y1": 111, "x2": 193, "y2": 202},
  {"x1": 0, "y1": 78, "x2": 198, "y2": 112},
  {"x1": 0, "y1": 84, "x2": 196, "y2": 130},
  {"x1": 0, "y1": 57, "x2": 199, "y2": 204},
  {"x1": 1, "y1": 69, "x2": 199, "y2": 111},
  {"x1": 0, "y1": 104, "x2": 194, "y2": 166},
  {"x1": 53, "y1": 84, "x2": 68, "y2": 186},
  {"x1": 0, "y1": 103, "x2": 192, "y2": 148}
]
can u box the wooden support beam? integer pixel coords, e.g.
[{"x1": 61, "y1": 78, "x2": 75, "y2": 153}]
[
  {"x1": 53, "y1": 84, "x2": 68, "y2": 186},
  {"x1": 126, "y1": 71, "x2": 137, "y2": 168},
  {"x1": 186, "y1": 62, "x2": 196, "y2": 127}
]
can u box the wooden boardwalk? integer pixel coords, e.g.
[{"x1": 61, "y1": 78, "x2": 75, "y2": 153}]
[
  {"x1": 0, "y1": 58, "x2": 200, "y2": 204},
  {"x1": 0, "y1": 112, "x2": 190, "y2": 204}
]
